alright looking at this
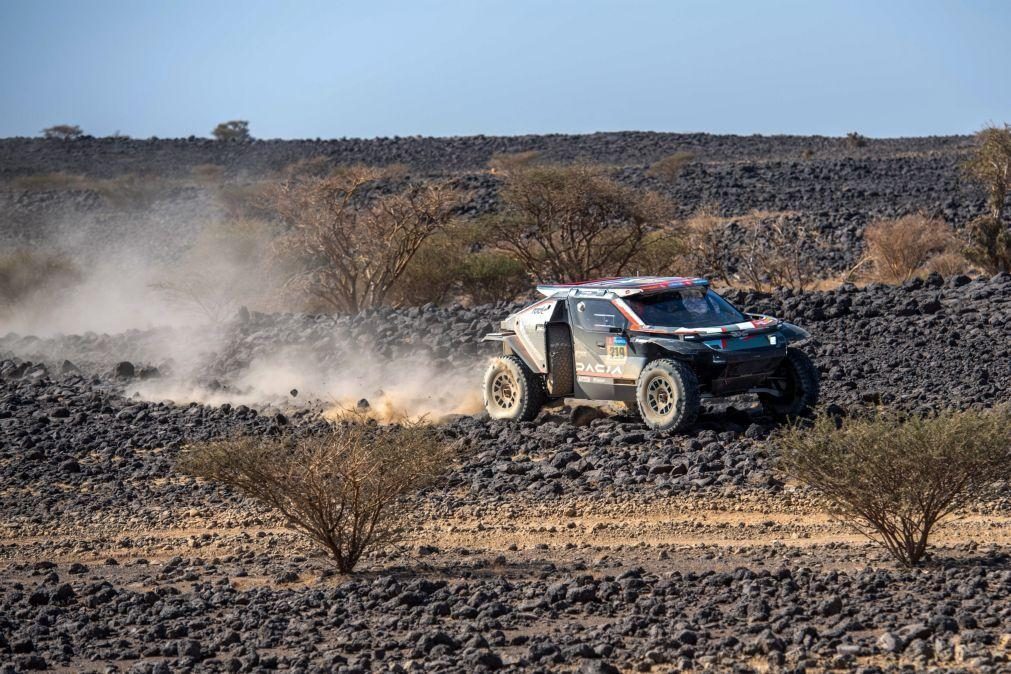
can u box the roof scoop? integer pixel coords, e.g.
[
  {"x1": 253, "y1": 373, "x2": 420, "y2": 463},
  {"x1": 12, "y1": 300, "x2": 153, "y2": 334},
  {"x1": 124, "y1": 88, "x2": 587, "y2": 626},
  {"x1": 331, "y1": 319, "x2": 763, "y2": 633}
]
[{"x1": 536, "y1": 276, "x2": 709, "y2": 298}]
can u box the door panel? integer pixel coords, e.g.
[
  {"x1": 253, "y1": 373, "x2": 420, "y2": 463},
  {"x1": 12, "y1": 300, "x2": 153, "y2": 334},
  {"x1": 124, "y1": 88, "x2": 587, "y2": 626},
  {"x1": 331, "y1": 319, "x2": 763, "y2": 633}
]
[{"x1": 568, "y1": 298, "x2": 629, "y2": 400}]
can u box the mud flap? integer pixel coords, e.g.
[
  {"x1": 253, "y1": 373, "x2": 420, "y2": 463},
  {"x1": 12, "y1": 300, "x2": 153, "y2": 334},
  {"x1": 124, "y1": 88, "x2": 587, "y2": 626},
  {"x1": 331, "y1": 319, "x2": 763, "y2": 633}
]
[{"x1": 545, "y1": 323, "x2": 574, "y2": 397}]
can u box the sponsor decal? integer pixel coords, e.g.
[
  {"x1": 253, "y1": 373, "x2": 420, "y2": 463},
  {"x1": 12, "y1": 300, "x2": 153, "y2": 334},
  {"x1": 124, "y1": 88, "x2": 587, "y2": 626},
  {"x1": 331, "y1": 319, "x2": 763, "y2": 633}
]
[
  {"x1": 576, "y1": 362, "x2": 623, "y2": 376},
  {"x1": 606, "y1": 335, "x2": 628, "y2": 362}
]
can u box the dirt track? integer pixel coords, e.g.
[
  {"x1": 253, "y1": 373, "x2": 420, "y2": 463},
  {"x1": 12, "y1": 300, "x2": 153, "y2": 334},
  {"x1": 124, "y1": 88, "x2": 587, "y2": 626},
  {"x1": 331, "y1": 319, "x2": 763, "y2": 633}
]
[{"x1": 5, "y1": 491, "x2": 1009, "y2": 573}]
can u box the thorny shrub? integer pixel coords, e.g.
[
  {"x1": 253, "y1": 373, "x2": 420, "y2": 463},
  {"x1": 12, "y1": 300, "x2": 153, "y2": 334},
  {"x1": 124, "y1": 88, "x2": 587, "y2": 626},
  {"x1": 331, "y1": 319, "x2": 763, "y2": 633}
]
[
  {"x1": 149, "y1": 218, "x2": 281, "y2": 323},
  {"x1": 776, "y1": 407, "x2": 1011, "y2": 566},
  {"x1": 737, "y1": 215, "x2": 826, "y2": 292},
  {"x1": 179, "y1": 421, "x2": 451, "y2": 573},
  {"x1": 677, "y1": 205, "x2": 732, "y2": 285},
  {"x1": 486, "y1": 163, "x2": 677, "y2": 282},
  {"x1": 269, "y1": 164, "x2": 462, "y2": 313}
]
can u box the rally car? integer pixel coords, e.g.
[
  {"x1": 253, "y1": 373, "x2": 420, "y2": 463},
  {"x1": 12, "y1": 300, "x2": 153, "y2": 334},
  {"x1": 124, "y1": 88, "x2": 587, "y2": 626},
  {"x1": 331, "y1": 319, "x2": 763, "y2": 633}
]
[{"x1": 482, "y1": 277, "x2": 819, "y2": 432}]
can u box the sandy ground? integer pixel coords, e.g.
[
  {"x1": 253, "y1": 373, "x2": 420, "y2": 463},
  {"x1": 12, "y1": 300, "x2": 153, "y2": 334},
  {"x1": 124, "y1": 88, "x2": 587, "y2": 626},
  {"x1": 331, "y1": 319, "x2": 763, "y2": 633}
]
[{"x1": 5, "y1": 491, "x2": 1009, "y2": 575}]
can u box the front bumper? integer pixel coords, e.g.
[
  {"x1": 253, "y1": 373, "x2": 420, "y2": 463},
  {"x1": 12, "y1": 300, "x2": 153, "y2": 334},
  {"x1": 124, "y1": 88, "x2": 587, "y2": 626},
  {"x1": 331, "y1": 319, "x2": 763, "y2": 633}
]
[{"x1": 703, "y1": 344, "x2": 786, "y2": 395}]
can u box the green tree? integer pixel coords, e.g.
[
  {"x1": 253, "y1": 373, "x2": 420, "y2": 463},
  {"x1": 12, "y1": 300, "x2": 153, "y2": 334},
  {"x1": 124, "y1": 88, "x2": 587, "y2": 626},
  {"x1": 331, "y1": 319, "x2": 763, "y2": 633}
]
[{"x1": 212, "y1": 120, "x2": 251, "y2": 141}]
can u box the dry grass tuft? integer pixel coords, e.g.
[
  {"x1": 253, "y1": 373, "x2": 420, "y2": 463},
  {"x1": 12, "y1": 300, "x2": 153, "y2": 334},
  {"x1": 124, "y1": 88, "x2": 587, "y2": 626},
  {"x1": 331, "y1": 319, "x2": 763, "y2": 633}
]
[{"x1": 863, "y1": 214, "x2": 957, "y2": 284}]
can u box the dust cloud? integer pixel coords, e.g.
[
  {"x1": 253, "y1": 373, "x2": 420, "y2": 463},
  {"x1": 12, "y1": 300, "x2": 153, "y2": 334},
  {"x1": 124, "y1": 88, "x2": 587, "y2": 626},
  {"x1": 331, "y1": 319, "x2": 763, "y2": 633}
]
[
  {"x1": 0, "y1": 203, "x2": 484, "y2": 423},
  {"x1": 127, "y1": 344, "x2": 484, "y2": 422}
]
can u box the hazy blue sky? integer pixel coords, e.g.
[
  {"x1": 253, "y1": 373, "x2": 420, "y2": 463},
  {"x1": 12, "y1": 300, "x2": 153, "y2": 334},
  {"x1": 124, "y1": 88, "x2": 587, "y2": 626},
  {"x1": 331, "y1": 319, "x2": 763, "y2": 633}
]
[{"x1": 1, "y1": 0, "x2": 1008, "y2": 139}]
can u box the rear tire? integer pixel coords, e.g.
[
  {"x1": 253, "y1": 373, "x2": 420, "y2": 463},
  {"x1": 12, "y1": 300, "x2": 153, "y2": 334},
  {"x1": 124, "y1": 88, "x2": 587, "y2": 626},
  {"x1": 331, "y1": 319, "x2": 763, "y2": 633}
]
[
  {"x1": 634, "y1": 359, "x2": 700, "y2": 433},
  {"x1": 760, "y1": 348, "x2": 819, "y2": 419},
  {"x1": 545, "y1": 323, "x2": 574, "y2": 397},
  {"x1": 483, "y1": 355, "x2": 545, "y2": 422}
]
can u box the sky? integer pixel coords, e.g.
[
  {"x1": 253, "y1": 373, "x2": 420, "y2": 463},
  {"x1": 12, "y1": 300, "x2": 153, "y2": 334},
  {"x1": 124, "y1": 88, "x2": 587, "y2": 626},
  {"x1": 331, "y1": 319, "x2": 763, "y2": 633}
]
[{"x1": 0, "y1": 0, "x2": 1009, "y2": 140}]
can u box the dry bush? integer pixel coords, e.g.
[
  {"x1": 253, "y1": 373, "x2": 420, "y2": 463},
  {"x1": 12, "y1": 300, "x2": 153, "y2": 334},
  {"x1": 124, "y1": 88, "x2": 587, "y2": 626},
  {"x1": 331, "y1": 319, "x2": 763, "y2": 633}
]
[
  {"x1": 270, "y1": 164, "x2": 462, "y2": 313},
  {"x1": 487, "y1": 163, "x2": 676, "y2": 282},
  {"x1": 392, "y1": 223, "x2": 528, "y2": 306},
  {"x1": 737, "y1": 216, "x2": 826, "y2": 292},
  {"x1": 678, "y1": 205, "x2": 732, "y2": 284},
  {"x1": 487, "y1": 150, "x2": 541, "y2": 175},
  {"x1": 217, "y1": 181, "x2": 274, "y2": 220},
  {"x1": 0, "y1": 249, "x2": 82, "y2": 309},
  {"x1": 284, "y1": 156, "x2": 336, "y2": 179},
  {"x1": 647, "y1": 151, "x2": 694, "y2": 183},
  {"x1": 924, "y1": 251, "x2": 971, "y2": 278},
  {"x1": 179, "y1": 421, "x2": 451, "y2": 573},
  {"x1": 459, "y1": 250, "x2": 529, "y2": 305},
  {"x1": 42, "y1": 124, "x2": 83, "y2": 140},
  {"x1": 389, "y1": 232, "x2": 461, "y2": 306},
  {"x1": 964, "y1": 216, "x2": 1011, "y2": 273},
  {"x1": 776, "y1": 407, "x2": 1011, "y2": 566},
  {"x1": 963, "y1": 124, "x2": 1011, "y2": 221},
  {"x1": 962, "y1": 124, "x2": 1011, "y2": 272},
  {"x1": 626, "y1": 226, "x2": 686, "y2": 277},
  {"x1": 212, "y1": 120, "x2": 251, "y2": 142},
  {"x1": 863, "y1": 214, "x2": 956, "y2": 283}
]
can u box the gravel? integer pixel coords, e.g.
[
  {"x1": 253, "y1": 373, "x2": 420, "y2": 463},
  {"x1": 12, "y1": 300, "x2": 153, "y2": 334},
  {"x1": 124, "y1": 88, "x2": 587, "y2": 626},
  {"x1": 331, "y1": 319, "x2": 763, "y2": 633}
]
[{"x1": 2, "y1": 131, "x2": 1010, "y2": 672}]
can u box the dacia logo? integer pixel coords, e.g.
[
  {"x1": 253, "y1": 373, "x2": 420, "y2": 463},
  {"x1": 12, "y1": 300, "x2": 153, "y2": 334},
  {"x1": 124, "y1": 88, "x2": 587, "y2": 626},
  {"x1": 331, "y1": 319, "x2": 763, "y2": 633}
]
[{"x1": 576, "y1": 362, "x2": 622, "y2": 376}]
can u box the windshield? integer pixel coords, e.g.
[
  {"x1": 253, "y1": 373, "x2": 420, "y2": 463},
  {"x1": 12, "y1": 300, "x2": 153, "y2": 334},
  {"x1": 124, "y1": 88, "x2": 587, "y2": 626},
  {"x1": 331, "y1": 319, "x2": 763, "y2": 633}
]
[{"x1": 626, "y1": 289, "x2": 746, "y2": 328}]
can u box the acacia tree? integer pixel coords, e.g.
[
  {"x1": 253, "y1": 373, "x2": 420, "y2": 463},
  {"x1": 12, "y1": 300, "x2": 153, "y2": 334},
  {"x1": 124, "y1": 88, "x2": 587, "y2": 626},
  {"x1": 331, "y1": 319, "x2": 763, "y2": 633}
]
[
  {"x1": 487, "y1": 163, "x2": 676, "y2": 282},
  {"x1": 962, "y1": 124, "x2": 1011, "y2": 272},
  {"x1": 272, "y1": 164, "x2": 461, "y2": 313},
  {"x1": 776, "y1": 407, "x2": 1011, "y2": 566},
  {"x1": 42, "y1": 124, "x2": 83, "y2": 140},
  {"x1": 212, "y1": 120, "x2": 251, "y2": 141},
  {"x1": 179, "y1": 421, "x2": 450, "y2": 573}
]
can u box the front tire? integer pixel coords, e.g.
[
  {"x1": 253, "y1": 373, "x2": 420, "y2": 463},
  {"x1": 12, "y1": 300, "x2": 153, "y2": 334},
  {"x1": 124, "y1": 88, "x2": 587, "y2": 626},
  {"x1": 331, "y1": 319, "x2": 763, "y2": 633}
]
[
  {"x1": 483, "y1": 355, "x2": 545, "y2": 421},
  {"x1": 635, "y1": 359, "x2": 700, "y2": 433},
  {"x1": 760, "y1": 348, "x2": 819, "y2": 419}
]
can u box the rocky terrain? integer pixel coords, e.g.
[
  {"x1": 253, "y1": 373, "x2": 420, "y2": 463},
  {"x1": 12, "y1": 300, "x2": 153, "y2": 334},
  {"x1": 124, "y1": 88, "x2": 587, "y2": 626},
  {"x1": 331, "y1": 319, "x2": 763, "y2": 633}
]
[
  {"x1": 3, "y1": 268, "x2": 1011, "y2": 672},
  {"x1": 2, "y1": 131, "x2": 1010, "y2": 672},
  {"x1": 0, "y1": 132, "x2": 989, "y2": 275}
]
